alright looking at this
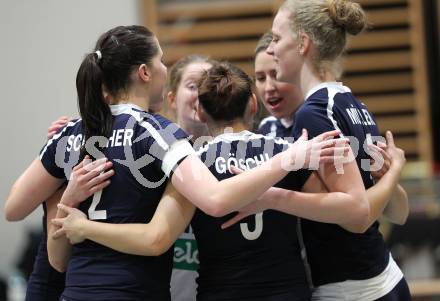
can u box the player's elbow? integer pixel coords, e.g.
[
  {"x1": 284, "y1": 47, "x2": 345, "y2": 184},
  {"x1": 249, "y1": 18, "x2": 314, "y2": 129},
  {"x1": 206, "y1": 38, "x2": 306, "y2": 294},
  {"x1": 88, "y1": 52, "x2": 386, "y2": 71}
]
[
  {"x1": 393, "y1": 214, "x2": 408, "y2": 226},
  {"x1": 206, "y1": 207, "x2": 227, "y2": 218},
  {"x1": 4, "y1": 208, "x2": 17, "y2": 222},
  {"x1": 148, "y1": 242, "x2": 170, "y2": 257},
  {"x1": 4, "y1": 203, "x2": 24, "y2": 222},
  {"x1": 48, "y1": 256, "x2": 67, "y2": 273},
  {"x1": 394, "y1": 194, "x2": 409, "y2": 226},
  {"x1": 4, "y1": 186, "x2": 29, "y2": 221},
  {"x1": 390, "y1": 210, "x2": 409, "y2": 226},
  {"x1": 203, "y1": 197, "x2": 229, "y2": 218},
  {"x1": 201, "y1": 207, "x2": 225, "y2": 218},
  {"x1": 347, "y1": 193, "x2": 370, "y2": 233},
  {"x1": 357, "y1": 199, "x2": 370, "y2": 233},
  {"x1": 146, "y1": 230, "x2": 174, "y2": 256}
]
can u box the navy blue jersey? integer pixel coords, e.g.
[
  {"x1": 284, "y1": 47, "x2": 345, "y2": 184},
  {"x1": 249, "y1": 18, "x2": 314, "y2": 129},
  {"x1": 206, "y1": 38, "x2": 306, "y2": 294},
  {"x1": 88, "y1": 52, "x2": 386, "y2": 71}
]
[
  {"x1": 39, "y1": 104, "x2": 193, "y2": 301},
  {"x1": 192, "y1": 131, "x2": 311, "y2": 301},
  {"x1": 25, "y1": 203, "x2": 65, "y2": 301},
  {"x1": 259, "y1": 115, "x2": 314, "y2": 289},
  {"x1": 258, "y1": 116, "x2": 293, "y2": 139},
  {"x1": 291, "y1": 82, "x2": 388, "y2": 286}
]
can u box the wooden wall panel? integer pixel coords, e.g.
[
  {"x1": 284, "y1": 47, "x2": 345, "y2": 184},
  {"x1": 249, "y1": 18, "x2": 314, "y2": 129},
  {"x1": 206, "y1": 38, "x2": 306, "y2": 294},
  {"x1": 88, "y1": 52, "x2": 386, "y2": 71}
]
[{"x1": 143, "y1": 0, "x2": 433, "y2": 165}]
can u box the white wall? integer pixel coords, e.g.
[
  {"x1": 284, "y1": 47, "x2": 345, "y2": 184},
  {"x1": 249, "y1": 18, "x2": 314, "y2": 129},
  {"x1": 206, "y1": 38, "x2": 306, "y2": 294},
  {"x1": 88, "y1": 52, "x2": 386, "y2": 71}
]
[{"x1": 0, "y1": 0, "x2": 141, "y2": 277}]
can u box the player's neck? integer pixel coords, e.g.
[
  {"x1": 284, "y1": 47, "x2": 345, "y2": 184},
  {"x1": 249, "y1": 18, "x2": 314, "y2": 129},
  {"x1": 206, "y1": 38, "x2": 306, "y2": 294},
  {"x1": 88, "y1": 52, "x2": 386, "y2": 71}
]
[
  {"x1": 178, "y1": 118, "x2": 209, "y2": 141},
  {"x1": 113, "y1": 87, "x2": 150, "y2": 111},
  {"x1": 301, "y1": 65, "x2": 336, "y2": 100},
  {"x1": 208, "y1": 120, "x2": 248, "y2": 137},
  {"x1": 280, "y1": 115, "x2": 294, "y2": 128},
  {"x1": 116, "y1": 99, "x2": 148, "y2": 111}
]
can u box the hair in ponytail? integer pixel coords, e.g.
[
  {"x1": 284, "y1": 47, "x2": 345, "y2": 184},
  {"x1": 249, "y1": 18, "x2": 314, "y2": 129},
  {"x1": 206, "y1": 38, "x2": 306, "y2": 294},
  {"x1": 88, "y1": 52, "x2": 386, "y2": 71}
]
[{"x1": 75, "y1": 25, "x2": 158, "y2": 157}]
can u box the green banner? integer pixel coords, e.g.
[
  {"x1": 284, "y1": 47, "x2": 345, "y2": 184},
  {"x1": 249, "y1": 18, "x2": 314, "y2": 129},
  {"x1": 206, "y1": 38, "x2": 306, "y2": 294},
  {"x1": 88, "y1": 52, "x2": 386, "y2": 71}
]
[{"x1": 173, "y1": 238, "x2": 199, "y2": 271}]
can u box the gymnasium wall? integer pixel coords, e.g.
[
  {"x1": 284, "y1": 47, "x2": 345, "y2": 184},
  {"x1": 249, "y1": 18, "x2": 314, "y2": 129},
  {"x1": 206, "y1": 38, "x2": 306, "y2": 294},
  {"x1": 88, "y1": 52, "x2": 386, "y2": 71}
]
[
  {"x1": 0, "y1": 0, "x2": 141, "y2": 277},
  {"x1": 147, "y1": 0, "x2": 435, "y2": 172}
]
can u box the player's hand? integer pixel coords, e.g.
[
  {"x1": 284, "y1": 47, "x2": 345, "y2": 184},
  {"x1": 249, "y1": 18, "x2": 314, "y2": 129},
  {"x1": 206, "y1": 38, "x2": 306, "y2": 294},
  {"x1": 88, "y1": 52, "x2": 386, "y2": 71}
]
[
  {"x1": 52, "y1": 204, "x2": 88, "y2": 244},
  {"x1": 61, "y1": 156, "x2": 114, "y2": 207},
  {"x1": 287, "y1": 129, "x2": 349, "y2": 170},
  {"x1": 47, "y1": 116, "x2": 70, "y2": 140},
  {"x1": 369, "y1": 131, "x2": 405, "y2": 179},
  {"x1": 221, "y1": 166, "x2": 278, "y2": 229},
  {"x1": 221, "y1": 200, "x2": 266, "y2": 229},
  {"x1": 369, "y1": 141, "x2": 390, "y2": 179},
  {"x1": 384, "y1": 131, "x2": 406, "y2": 172}
]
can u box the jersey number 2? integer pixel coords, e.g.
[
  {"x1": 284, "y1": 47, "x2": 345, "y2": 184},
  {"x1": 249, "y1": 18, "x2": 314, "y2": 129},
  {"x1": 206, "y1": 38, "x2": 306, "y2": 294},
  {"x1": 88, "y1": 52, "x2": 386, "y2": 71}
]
[
  {"x1": 240, "y1": 212, "x2": 263, "y2": 240},
  {"x1": 88, "y1": 190, "x2": 107, "y2": 220}
]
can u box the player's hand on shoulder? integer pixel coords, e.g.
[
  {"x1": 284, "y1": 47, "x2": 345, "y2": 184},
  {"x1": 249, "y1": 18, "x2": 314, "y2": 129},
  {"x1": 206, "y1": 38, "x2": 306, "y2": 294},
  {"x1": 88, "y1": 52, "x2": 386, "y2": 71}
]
[{"x1": 47, "y1": 116, "x2": 70, "y2": 140}]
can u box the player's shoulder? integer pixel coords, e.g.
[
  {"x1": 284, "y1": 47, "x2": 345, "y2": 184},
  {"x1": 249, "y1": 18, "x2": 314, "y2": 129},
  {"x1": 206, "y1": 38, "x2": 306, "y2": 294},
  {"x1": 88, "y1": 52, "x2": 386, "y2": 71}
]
[
  {"x1": 296, "y1": 84, "x2": 350, "y2": 119},
  {"x1": 258, "y1": 116, "x2": 278, "y2": 129},
  {"x1": 244, "y1": 132, "x2": 291, "y2": 154},
  {"x1": 306, "y1": 82, "x2": 351, "y2": 103},
  {"x1": 294, "y1": 100, "x2": 319, "y2": 122},
  {"x1": 110, "y1": 104, "x2": 172, "y2": 129},
  {"x1": 50, "y1": 118, "x2": 82, "y2": 141},
  {"x1": 146, "y1": 113, "x2": 175, "y2": 128},
  {"x1": 196, "y1": 131, "x2": 282, "y2": 156},
  {"x1": 127, "y1": 111, "x2": 182, "y2": 137}
]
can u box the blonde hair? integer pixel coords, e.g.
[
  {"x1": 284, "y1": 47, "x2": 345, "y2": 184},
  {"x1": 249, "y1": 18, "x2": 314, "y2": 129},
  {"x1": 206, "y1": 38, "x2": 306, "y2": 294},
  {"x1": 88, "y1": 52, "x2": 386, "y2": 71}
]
[{"x1": 280, "y1": 0, "x2": 367, "y2": 77}]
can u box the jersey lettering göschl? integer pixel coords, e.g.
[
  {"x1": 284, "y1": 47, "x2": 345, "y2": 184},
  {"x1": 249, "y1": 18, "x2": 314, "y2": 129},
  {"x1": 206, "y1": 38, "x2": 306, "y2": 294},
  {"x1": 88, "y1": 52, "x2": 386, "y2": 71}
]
[
  {"x1": 291, "y1": 82, "x2": 389, "y2": 286},
  {"x1": 192, "y1": 131, "x2": 312, "y2": 301},
  {"x1": 39, "y1": 104, "x2": 194, "y2": 301}
]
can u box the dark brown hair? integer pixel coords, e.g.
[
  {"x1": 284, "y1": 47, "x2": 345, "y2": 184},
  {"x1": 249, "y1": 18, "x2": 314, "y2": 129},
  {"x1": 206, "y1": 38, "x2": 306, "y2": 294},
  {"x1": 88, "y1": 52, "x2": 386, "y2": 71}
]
[
  {"x1": 198, "y1": 62, "x2": 253, "y2": 122},
  {"x1": 76, "y1": 25, "x2": 158, "y2": 148}
]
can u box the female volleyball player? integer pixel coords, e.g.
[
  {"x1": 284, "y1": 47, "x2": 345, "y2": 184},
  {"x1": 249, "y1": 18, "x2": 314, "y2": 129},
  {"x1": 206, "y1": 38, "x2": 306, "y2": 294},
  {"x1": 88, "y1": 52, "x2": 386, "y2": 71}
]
[
  {"x1": 48, "y1": 55, "x2": 215, "y2": 301},
  {"x1": 265, "y1": 0, "x2": 411, "y2": 299},
  {"x1": 255, "y1": 32, "x2": 303, "y2": 138},
  {"x1": 5, "y1": 24, "x2": 342, "y2": 301},
  {"x1": 248, "y1": 30, "x2": 405, "y2": 288},
  {"x1": 50, "y1": 61, "x2": 376, "y2": 300},
  {"x1": 166, "y1": 55, "x2": 214, "y2": 301},
  {"x1": 4, "y1": 116, "x2": 103, "y2": 301},
  {"x1": 167, "y1": 55, "x2": 213, "y2": 141},
  {"x1": 40, "y1": 57, "x2": 214, "y2": 301}
]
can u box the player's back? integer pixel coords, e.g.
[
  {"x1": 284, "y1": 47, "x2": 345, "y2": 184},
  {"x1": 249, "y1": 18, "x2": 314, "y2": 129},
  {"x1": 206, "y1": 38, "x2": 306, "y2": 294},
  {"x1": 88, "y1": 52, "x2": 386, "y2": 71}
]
[
  {"x1": 40, "y1": 104, "x2": 188, "y2": 301},
  {"x1": 192, "y1": 131, "x2": 310, "y2": 301},
  {"x1": 292, "y1": 82, "x2": 388, "y2": 286}
]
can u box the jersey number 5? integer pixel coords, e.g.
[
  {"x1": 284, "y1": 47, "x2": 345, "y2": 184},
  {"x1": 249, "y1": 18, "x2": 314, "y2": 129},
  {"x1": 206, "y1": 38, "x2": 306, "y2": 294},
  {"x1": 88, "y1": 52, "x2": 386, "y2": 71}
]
[{"x1": 240, "y1": 212, "x2": 263, "y2": 240}]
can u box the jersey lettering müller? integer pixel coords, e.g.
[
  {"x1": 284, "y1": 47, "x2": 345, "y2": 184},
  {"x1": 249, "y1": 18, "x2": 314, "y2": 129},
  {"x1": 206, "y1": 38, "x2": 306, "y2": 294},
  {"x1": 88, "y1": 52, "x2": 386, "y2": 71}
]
[
  {"x1": 192, "y1": 131, "x2": 311, "y2": 301},
  {"x1": 39, "y1": 103, "x2": 194, "y2": 301},
  {"x1": 291, "y1": 82, "x2": 388, "y2": 286}
]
